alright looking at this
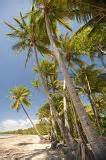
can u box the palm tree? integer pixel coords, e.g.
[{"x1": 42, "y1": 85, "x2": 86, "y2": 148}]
[
  {"x1": 32, "y1": 60, "x2": 76, "y2": 148},
  {"x1": 5, "y1": 12, "x2": 76, "y2": 149},
  {"x1": 67, "y1": 0, "x2": 106, "y2": 69},
  {"x1": 34, "y1": 1, "x2": 105, "y2": 159},
  {"x1": 9, "y1": 86, "x2": 40, "y2": 135},
  {"x1": 6, "y1": 1, "x2": 106, "y2": 158},
  {"x1": 75, "y1": 64, "x2": 103, "y2": 132},
  {"x1": 32, "y1": 60, "x2": 58, "y2": 137}
]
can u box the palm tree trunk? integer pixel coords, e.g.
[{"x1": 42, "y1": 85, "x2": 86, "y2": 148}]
[
  {"x1": 88, "y1": 94, "x2": 101, "y2": 131},
  {"x1": 63, "y1": 80, "x2": 71, "y2": 132},
  {"x1": 21, "y1": 104, "x2": 41, "y2": 135},
  {"x1": 49, "y1": 105, "x2": 57, "y2": 138},
  {"x1": 70, "y1": 100, "x2": 81, "y2": 138},
  {"x1": 33, "y1": 46, "x2": 76, "y2": 148},
  {"x1": 48, "y1": 95, "x2": 75, "y2": 148},
  {"x1": 85, "y1": 73, "x2": 102, "y2": 133},
  {"x1": 44, "y1": 11, "x2": 106, "y2": 160}
]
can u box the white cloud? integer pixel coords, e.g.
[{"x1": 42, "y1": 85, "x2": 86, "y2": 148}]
[{"x1": 0, "y1": 119, "x2": 39, "y2": 131}]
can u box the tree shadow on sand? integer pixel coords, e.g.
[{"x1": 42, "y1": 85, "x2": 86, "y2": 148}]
[{"x1": 17, "y1": 142, "x2": 34, "y2": 146}]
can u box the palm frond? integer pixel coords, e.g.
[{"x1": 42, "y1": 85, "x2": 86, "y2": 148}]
[
  {"x1": 22, "y1": 98, "x2": 31, "y2": 107},
  {"x1": 25, "y1": 47, "x2": 32, "y2": 67},
  {"x1": 20, "y1": 12, "x2": 27, "y2": 26},
  {"x1": 12, "y1": 41, "x2": 26, "y2": 53},
  {"x1": 11, "y1": 101, "x2": 20, "y2": 110},
  {"x1": 32, "y1": 80, "x2": 42, "y2": 88},
  {"x1": 56, "y1": 17, "x2": 73, "y2": 32},
  {"x1": 4, "y1": 21, "x2": 18, "y2": 31},
  {"x1": 13, "y1": 17, "x2": 24, "y2": 29}
]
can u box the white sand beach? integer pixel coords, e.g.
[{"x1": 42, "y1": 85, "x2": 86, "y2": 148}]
[{"x1": 0, "y1": 135, "x2": 51, "y2": 160}]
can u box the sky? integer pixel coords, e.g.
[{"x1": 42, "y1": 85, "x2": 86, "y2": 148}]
[{"x1": 0, "y1": 0, "x2": 47, "y2": 131}]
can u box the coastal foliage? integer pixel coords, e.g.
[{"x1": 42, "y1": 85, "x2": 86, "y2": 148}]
[{"x1": 5, "y1": 0, "x2": 106, "y2": 160}]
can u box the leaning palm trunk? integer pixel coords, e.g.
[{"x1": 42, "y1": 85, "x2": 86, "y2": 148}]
[
  {"x1": 63, "y1": 80, "x2": 71, "y2": 132},
  {"x1": 49, "y1": 105, "x2": 57, "y2": 137},
  {"x1": 33, "y1": 46, "x2": 76, "y2": 148},
  {"x1": 21, "y1": 104, "x2": 41, "y2": 135},
  {"x1": 84, "y1": 73, "x2": 102, "y2": 134},
  {"x1": 88, "y1": 94, "x2": 101, "y2": 132},
  {"x1": 70, "y1": 100, "x2": 81, "y2": 138},
  {"x1": 44, "y1": 12, "x2": 106, "y2": 160}
]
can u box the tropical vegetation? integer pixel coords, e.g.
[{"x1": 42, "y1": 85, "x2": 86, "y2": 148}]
[{"x1": 4, "y1": 0, "x2": 106, "y2": 159}]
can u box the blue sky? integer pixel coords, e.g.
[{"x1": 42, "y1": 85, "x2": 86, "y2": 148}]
[{"x1": 0, "y1": 0, "x2": 48, "y2": 131}]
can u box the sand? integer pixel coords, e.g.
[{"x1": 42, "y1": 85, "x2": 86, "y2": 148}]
[{"x1": 0, "y1": 135, "x2": 51, "y2": 160}]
